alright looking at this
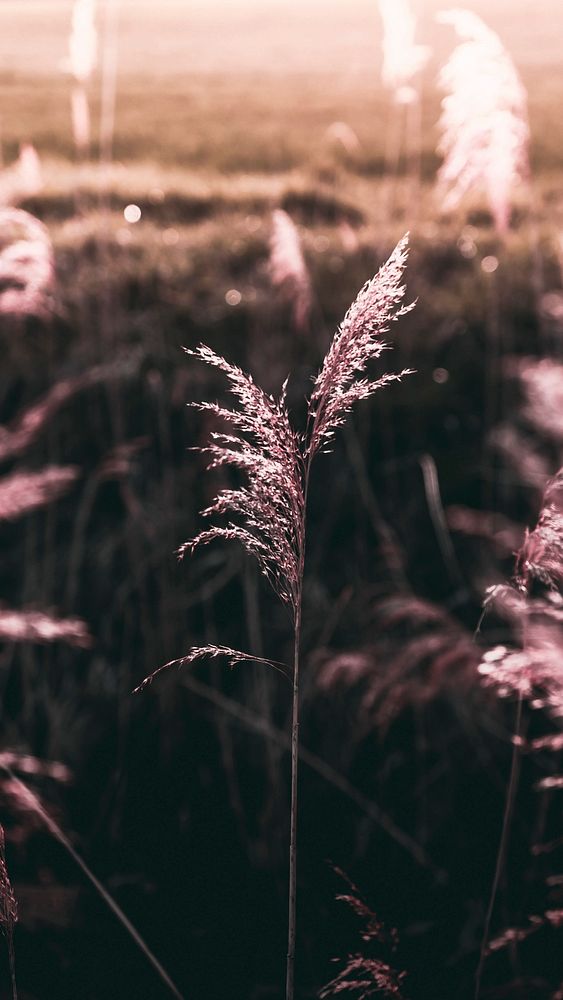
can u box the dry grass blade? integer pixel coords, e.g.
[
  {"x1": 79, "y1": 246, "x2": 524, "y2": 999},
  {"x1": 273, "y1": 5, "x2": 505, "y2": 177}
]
[
  {"x1": 134, "y1": 645, "x2": 291, "y2": 692},
  {"x1": 175, "y1": 673, "x2": 444, "y2": 876},
  {"x1": 0, "y1": 764, "x2": 184, "y2": 1000}
]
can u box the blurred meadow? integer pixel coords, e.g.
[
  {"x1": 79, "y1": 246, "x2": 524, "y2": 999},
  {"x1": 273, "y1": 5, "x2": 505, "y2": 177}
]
[{"x1": 1, "y1": 1, "x2": 563, "y2": 998}]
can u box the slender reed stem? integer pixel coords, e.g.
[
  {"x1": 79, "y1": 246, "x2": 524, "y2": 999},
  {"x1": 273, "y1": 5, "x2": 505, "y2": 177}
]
[
  {"x1": 286, "y1": 599, "x2": 302, "y2": 1000},
  {"x1": 286, "y1": 465, "x2": 310, "y2": 1000},
  {"x1": 474, "y1": 692, "x2": 524, "y2": 1000}
]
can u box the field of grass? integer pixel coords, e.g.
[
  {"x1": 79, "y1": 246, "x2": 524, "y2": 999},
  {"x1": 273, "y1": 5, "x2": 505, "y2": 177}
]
[{"x1": 1, "y1": 3, "x2": 563, "y2": 999}]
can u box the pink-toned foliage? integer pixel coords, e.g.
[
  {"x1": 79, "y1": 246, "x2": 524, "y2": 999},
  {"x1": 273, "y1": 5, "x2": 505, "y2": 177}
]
[
  {"x1": 269, "y1": 209, "x2": 312, "y2": 332},
  {"x1": 319, "y1": 956, "x2": 407, "y2": 999},
  {"x1": 180, "y1": 344, "x2": 305, "y2": 613},
  {"x1": 515, "y1": 358, "x2": 563, "y2": 444},
  {"x1": 308, "y1": 235, "x2": 413, "y2": 457},
  {"x1": 436, "y1": 8, "x2": 529, "y2": 232},
  {"x1": 320, "y1": 869, "x2": 406, "y2": 999},
  {"x1": 478, "y1": 469, "x2": 563, "y2": 716},
  {"x1": 0, "y1": 825, "x2": 17, "y2": 954},
  {"x1": 0, "y1": 144, "x2": 42, "y2": 207},
  {"x1": 378, "y1": 0, "x2": 429, "y2": 105},
  {"x1": 137, "y1": 235, "x2": 413, "y2": 687},
  {"x1": 0, "y1": 466, "x2": 79, "y2": 522},
  {"x1": 68, "y1": 0, "x2": 97, "y2": 82},
  {"x1": 0, "y1": 364, "x2": 131, "y2": 464},
  {"x1": 0, "y1": 208, "x2": 55, "y2": 317},
  {"x1": 0, "y1": 608, "x2": 92, "y2": 648}
]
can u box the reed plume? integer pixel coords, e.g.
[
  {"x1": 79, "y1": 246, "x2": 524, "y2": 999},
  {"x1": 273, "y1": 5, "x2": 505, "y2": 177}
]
[
  {"x1": 138, "y1": 235, "x2": 414, "y2": 999},
  {"x1": 68, "y1": 0, "x2": 97, "y2": 156},
  {"x1": 0, "y1": 609, "x2": 92, "y2": 648},
  {"x1": 0, "y1": 466, "x2": 79, "y2": 522},
  {"x1": 0, "y1": 144, "x2": 42, "y2": 207},
  {"x1": 0, "y1": 208, "x2": 54, "y2": 318},
  {"x1": 436, "y1": 8, "x2": 529, "y2": 233},
  {"x1": 0, "y1": 825, "x2": 17, "y2": 1000},
  {"x1": 319, "y1": 868, "x2": 406, "y2": 999},
  {"x1": 475, "y1": 468, "x2": 563, "y2": 997},
  {"x1": 269, "y1": 209, "x2": 312, "y2": 333},
  {"x1": 378, "y1": 0, "x2": 429, "y2": 105}
]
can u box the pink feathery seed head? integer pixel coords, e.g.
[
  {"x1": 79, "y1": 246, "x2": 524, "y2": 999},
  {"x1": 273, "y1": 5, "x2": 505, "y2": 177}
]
[
  {"x1": 0, "y1": 823, "x2": 17, "y2": 935},
  {"x1": 0, "y1": 466, "x2": 79, "y2": 522},
  {"x1": 325, "y1": 121, "x2": 361, "y2": 156},
  {"x1": 69, "y1": 0, "x2": 97, "y2": 82},
  {"x1": 0, "y1": 608, "x2": 92, "y2": 648},
  {"x1": 489, "y1": 423, "x2": 549, "y2": 489},
  {"x1": 478, "y1": 487, "x2": 563, "y2": 714},
  {"x1": 181, "y1": 344, "x2": 305, "y2": 612},
  {"x1": 378, "y1": 0, "x2": 429, "y2": 103},
  {"x1": 0, "y1": 208, "x2": 55, "y2": 318},
  {"x1": 436, "y1": 8, "x2": 529, "y2": 233},
  {"x1": 479, "y1": 616, "x2": 563, "y2": 715},
  {"x1": 0, "y1": 144, "x2": 43, "y2": 207},
  {"x1": 320, "y1": 955, "x2": 407, "y2": 999},
  {"x1": 515, "y1": 358, "x2": 563, "y2": 443},
  {"x1": 134, "y1": 644, "x2": 291, "y2": 692},
  {"x1": 308, "y1": 234, "x2": 414, "y2": 456},
  {"x1": 516, "y1": 468, "x2": 563, "y2": 593},
  {"x1": 16, "y1": 144, "x2": 42, "y2": 197},
  {"x1": 269, "y1": 209, "x2": 312, "y2": 332}
]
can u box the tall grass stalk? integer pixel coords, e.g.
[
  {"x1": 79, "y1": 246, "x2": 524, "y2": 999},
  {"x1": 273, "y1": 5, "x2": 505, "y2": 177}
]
[{"x1": 137, "y1": 235, "x2": 414, "y2": 998}]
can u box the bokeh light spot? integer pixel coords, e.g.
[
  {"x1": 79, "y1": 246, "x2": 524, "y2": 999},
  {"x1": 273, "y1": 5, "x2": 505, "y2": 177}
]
[
  {"x1": 481, "y1": 255, "x2": 499, "y2": 273},
  {"x1": 124, "y1": 203, "x2": 142, "y2": 223}
]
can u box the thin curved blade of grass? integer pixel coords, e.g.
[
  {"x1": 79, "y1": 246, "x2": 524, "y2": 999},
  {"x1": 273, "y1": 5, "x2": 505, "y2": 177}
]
[
  {"x1": 134, "y1": 645, "x2": 292, "y2": 692},
  {"x1": 0, "y1": 765, "x2": 184, "y2": 1000},
  {"x1": 175, "y1": 671, "x2": 446, "y2": 880}
]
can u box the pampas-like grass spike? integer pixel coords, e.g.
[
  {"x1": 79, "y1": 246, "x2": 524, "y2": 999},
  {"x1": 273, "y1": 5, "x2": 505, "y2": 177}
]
[
  {"x1": 378, "y1": 0, "x2": 429, "y2": 104},
  {"x1": 69, "y1": 0, "x2": 97, "y2": 82},
  {"x1": 308, "y1": 235, "x2": 413, "y2": 456},
  {"x1": 181, "y1": 343, "x2": 305, "y2": 613},
  {"x1": 436, "y1": 8, "x2": 529, "y2": 233},
  {"x1": 0, "y1": 208, "x2": 55, "y2": 317},
  {"x1": 0, "y1": 608, "x2": 92, "y2": 647},
  {"x1": 0, "y1": 144, "x2": 42, "y2": 207},
  {"x1": 0, "y1": 466, "x2": 79, "y2": 522},
  {"x1": 138, "y1": 235, "x2": 413, "y2": 1000},
  {"x1": 269, "y1": 209, "x2": 312, "y2": 332}
]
